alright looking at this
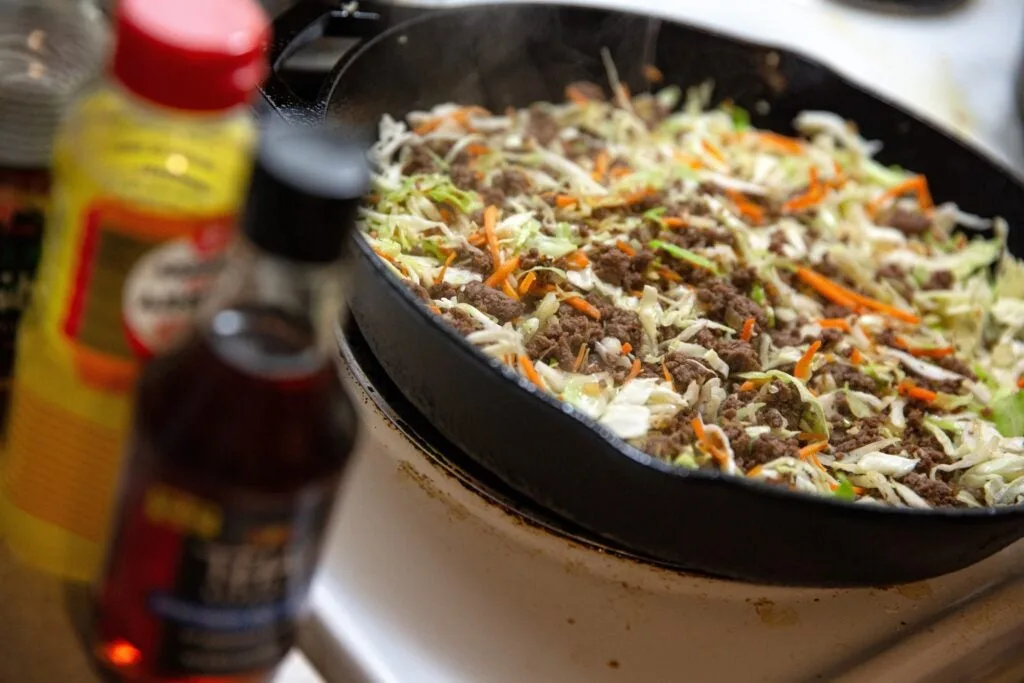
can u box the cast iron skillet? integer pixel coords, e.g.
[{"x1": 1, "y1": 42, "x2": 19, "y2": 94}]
[{"x1": 263, "y1": 0, "x2": 1024, "y2": 586}]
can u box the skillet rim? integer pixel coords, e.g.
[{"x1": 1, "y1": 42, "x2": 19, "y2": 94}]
[{"x1": 335, "y1": 1, "x2": 1024, "y2": 521}]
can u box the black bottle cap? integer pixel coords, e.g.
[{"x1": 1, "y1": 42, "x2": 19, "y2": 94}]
[{"x1": 243, "y1": 123, "x2": 370, "y2": 263}]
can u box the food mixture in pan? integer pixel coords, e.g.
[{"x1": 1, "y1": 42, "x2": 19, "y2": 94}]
[{"x1": 360, "y1": 62, "x2": 1024, "y2": 509}]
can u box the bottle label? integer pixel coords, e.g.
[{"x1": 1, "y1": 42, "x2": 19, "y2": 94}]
[
  {"x1": 63, "y1": 202, "x2": 232, "y2": 392},
  {"x1": 101, "y1": 478, "x2": 335, "y2": 677}
]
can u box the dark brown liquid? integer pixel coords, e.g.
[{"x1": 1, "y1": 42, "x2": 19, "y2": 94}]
[{"x1": 93, "y1": 305, "x2": 357, "y2": 682}]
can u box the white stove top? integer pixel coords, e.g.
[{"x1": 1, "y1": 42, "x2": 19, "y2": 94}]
[{"x1": 303, "y1": 1, "x2": 1024, "y2": 682}]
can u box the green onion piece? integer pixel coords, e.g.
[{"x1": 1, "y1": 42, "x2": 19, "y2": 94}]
[
  {"x1": 730, "y1": 105, "x2": 751, "y2": 131},
  {"x1": 650, "y1": 239, "x2": 721, "y2": 275},
  {"x1": 833, "y1": 476, "x2": 857, "y2": 502},
  {"x1": 643, "y1": 207, "x2": 667, "y2": 224},
  {"x1": 750, "y1": 282, "x2": 766, "y2": 305},
  {"x1": 427, "y1": 183, "x2": 479, "y2": 213}
]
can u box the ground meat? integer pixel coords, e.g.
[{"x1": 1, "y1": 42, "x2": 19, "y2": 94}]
[
  {"x1": 599, "y1": 304, "x2": 643, "y2": 349},
  {"x1": 726, "y1": 427, "x2": 800, "y2": 472},
  {"x1": 768, "y1": 229, "x2": 788, "y2": 255},
  {"x1": 759, "y1": 408, "x2": 787, "y2": 429},
  {"x1": 934, "y1": 354, "x2": 976, "y2": 380},
  {"x1": 713, "y1": 339, "x2": 762, "y2": 373},
  {"x1": 429, "y1": 282, "x2": 458, "y2": 300},
  {"x1": 885, "y1": 208, "x2": 932, "y2": 236},
  {"x1": 769, "y1": 323, "x2": 806, "y2": 349},
  {"x1": 641, "y1": 411, "x2": 696, "y2": 460},
  {"x1": 901, "y1": 472, "x2": 959, "y2": 507},
  {"x1": 441, "y1": 308, "x2": 481, "y2": 337},
  {"x1": 827, "y1": 363, "x2": 880, "y2": 394},
  {"x1": 923, "y1": 270, "x2": 954, "y2": 291},
  {"x1": 908, "y1": 444, "x2": 952, "y2": 474},
  {"x1": 519, "y1": 248, "x2": 545, "y2": 271},
  {"x1": 458, "y1": 281, "x2": 523, "y2": 323},
  {"x1": 903, "y1": 407, "x2": 945, "y2": 453},
  {"x1": 876, "y1": 263, "x2": 905, "y2": 281},
  {"x1": 449, "y1": 162, "x2": 479, "y2": 193},
  {"x1": 820, "y1": 328, "x2": 844, "y2": 351},
  {"x1": 409, "y1": 282, "x2": 431, "y2": 302},
  {"x1": 831, "y1": 415, "x2": 887, "y2": 454},
  {"x1": 591, "y1": 243, "x2": 653, "y2": 291},
  {"x1": 822, "y1": 302, "x2": 854, "y2": 319},
  {"x1": 915, "y1": 375, "x2": 967, "y2": 396},
  {"x1": 762, "y1": 380, "x2": 804, "y2": 430},
  {"x1": 528, "y1": 107, "x2": 560, "y2": 146},
  {"x1": 666, "y1": 226, "x2": 737, "y2": 251},
  {"x1": 730, "y1": 266, "x2": 758, "y2": 294},
  {"x1": 402, "y1": 145, "x2": 438, "y2": 175},
  {"x1": 457, "y1": 245, "x2": 493, "y2": 274},
  {"x1": 525, "y1": 304, "x2": 604, "y2": 370},
  {"x1": 663, "y1": 352, "x2": 712, "y2": 389},
  {"x1": 697, "y1": 281, "x2": 767, "y2": 328},
  {"x1": 491, "y1": 169, "x2": 531, "y2": 197}
]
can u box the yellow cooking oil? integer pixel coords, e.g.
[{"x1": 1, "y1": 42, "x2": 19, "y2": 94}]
[{"x1": 0, "y1": 85, "x2": 256, "y2": 581}]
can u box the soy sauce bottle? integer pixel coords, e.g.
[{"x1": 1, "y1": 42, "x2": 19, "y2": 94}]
[{"x1": 92, "y1": 126, "x2": 368, "y2": 682}]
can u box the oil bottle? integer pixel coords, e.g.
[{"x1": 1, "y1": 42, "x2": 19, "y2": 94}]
[
  {"x1": 93, "y1": 125, "x2": 368, "y2": 682},
  {"x1": 1, "y1": 0, "x2": 268, "y2": 581}
]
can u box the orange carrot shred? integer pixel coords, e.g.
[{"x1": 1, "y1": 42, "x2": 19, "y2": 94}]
[
  {"x1": 643, "y1": 64, "x2": 664, "y2": 83},
  {"x1": 610, "y1": 166, "x2": 633, "y2": 179},
  {"x1": 747, "y1": 464, "x2": 764, "y2": 478},
  {"x1": 573, "y1": 343, "x2": 588, "y2": 372},
  {"x1": 806, "y1": 452, "x2": 827, "y2": 473},
  {"x1": 700, "y1": 139, "x2": 726, "y2": 164},
  {"x1": 897, "y1": 380, "x2": 937, "y2": 403},
  {"x1": 796, "y1": 267, "x2": 920, "y2": 324},
  {"x1": 467, "y1": 231, "x2": 487, "y2": 247},
  {"x1": 660, "y1": 216, "x2": 687, "y2": 228},
  {"x1": 622, "y1": 187, "x2": 656, "y2": 206},
  {"x1": 565, "y1": 250, "x2": 590, "y2": 270},
  {"x1": 501, "y1": 280, "x2": 520, "y2": 301},
  {"x1": 483, "y1": 205, "x2": 500, "y2": 267},
  {"x1": 413, "y1": 106, "x2": 489, "y2": 136},
  {"x1": 566, "y1": 296, "x2": 601, "y2": 320},
  {"x1": 555, "y1": 195, "x2": 578, "y2": 208},
  {"x1": 627, "y1": 358, "x2": 642, "y2": 381},
  {"x1": 867, "y1": 175, "x2": 934, "y2": 217},
  {"x1": 895, "y1": 336, "x2": 955, "y2": 358},
  {"x1": 759, "y1": 132, "x2": 804, "y2": 154},
  {"x1": 593, "y1": 150, "x2": 610, "y2": 182},
  {"x1": 726, "y1": 190, "x2": 765, "y2": 225},
  {"x1": 616, "y1": 240, "x2": 636, "y2": 257},
  {"x1": 850, "y1": 348, "x2": 863, "y2": 366},
  {"x1": 658, "y1": 267, "x2": 682, "y2": 283},
  {"x1": 621, "y1": 342, "x2": 633, "y2": 355},
  {"x1": 798, "y1": 441, "x2": 829, "y2": 459},
  {"x1": 518, "y1": 271, "x2": 537, "y2": 295},
  {"x1": 517, "y1": 354, "x2": 545, "y2": 390},
  {"x1": 429, "y1": 305, "x2": 441, "y2": 315},
  {"x1": 437, "y1": 251, "x2": 456, "y2": 285},
  {"x1": 738, "y1": 381, "x2": 756, "y2": 392},
  {"x1": 565, "y1": 84, "x2": 590, "y2": 106},
  {"x1": 661, "y1": 358, "x2": 673, "y2": 385},
  {"x1": 795, "y1": 340, "x2": 823, "y2": 381},
  {"x1": 818, "y1": 318, "x2": 852, "y2": 332},
  {"x1": 1017, "y1": 376, "x2": 1024, "y2": 389},
  {"x1": 465, "y1": 143, "x2": 490, "y2": 156},
  {"x1": 485, "y1": 255, "x2": 521, "y2": 287},
  {"x1": 691, "y1": 417, "x2": 706, "y2": 441},
  {"x1": 740, "y1": 317, "x2": 756, "y2": 342},
  {"x1": 439, "y1": 207, "x2": 454, "y2": 224}
]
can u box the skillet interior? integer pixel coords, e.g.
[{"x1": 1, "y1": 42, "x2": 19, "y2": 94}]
[{"x1": 321, "y1": 2, "x2": 1024, "y2": 585}]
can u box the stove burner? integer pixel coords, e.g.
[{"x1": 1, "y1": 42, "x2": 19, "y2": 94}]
[{"x1": 337, "y1": 316, "x2": 689, "y2": 571}]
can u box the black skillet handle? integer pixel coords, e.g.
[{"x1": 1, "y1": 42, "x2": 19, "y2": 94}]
[{"x1": 258, "y1": 0, "x2": 393, "y2": 125}]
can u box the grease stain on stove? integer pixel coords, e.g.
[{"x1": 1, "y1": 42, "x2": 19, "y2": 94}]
[
  {"x1": 892, "y1": 581, "x2": 933, "y2": 601},
  {"x1": 607, "y1": 659, "x2": 621, "y2": 670},
  {"x1": 752, "y1": 598, "x2": 800, "y2": 627},
  {"x1": 395, "y1": 460, "x2": 470, "y2": 522}
]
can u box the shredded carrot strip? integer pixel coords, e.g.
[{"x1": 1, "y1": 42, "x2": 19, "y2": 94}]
[
  {"x1": 643, "y1": 64, "x2": 664, "y2": 83},
  {"x1": 621, "y1": 342, "x2": 633, "y2": 355},
  {"x1": 658, "y1": 267, "x2": 682, "y2": 283},
  {"x1": 700, "y1": 139, "x2": 727, "y2": 165},
  {"x1": 796, "y1": 267, "x2": 920, "y2": 324},
  {"x1": 565, "y1": 85, "x2": 590, "y2": 106},
  {"x1": 739, "y1": 317, "x2": 756, "y2": 342},
  {"x1": 565, "y1": 250, "x2": 590, "y2": 270},
  {"x1": 610, "y1": 166, "x2": 633, "y2": 178},
  {"x1": 782, "y1": 167, "x2": 825, "y2": 213},
  {"x1": 467, "y1": 231, "x2": 486, "y2": 247},
  {"x1": 758, "y1": 132, "x2": 804, "y2": 154},
  {"x1": 555, "y1": 194, "x2": 578, "y2": 208},
  {"x1": 501, "y1": 280, "x2": 520, "y2": 301},
  {"x1": 573, "y1": 343, "x2": 588, "y2": 372},
  {"x1": 465, "y1": 143, "x2": 490, "y2": 157},
  {"x1": 672, "y1": 151, "x2": 704, "y2": 170},
  {"x1": 691, "y1": 417, "x2": 706, "y2": 441},
  {"x1": 436, "y1": 251, "x2": 456, "y2": 285},
  {"x1": 626, "y1": 358, "x2": 642, "y2": 381},
  {"x1": 518, "y1": 271, "x2": 537, "y2": 296},
  {"x1": 829, "y1": 482, "x2": 864, "y2": 494},
  {"x1": 414, "y1": 106, "x2": 489, "y2": 135},
  {"x1": 517, "y1": 354, "x2": 545, "y2": 389},
  {"x1": 895, "y1": 336, "x2": 955, "y2": 358},
  {"x1": 485, "y1": 255, "x2": 521, "y2": 288},
  {"x1": 483, "y1": 205, "x2": 500, "y2": 267},
  {"x1": 806, "y1": 452, "x2": 827, "y2": 473},
  {"x1": 616, "y1": 240, "x2": 636, "y2": 257},
  {"x1": 691, "y1": 417, "x2": 729, "y2": 468},
  {"x1": 593, "y1": 150, "x2": 610, "y2": 182},
  {"x1": 798, "y1": 441, "x2": 829, "y2": 459},
  {"x1": 1018, "y1": 376, "x2": 1024, "y2": 389},
  {"x1": 429, "y1": 305, "x2": 441, "y2": 315},
  {"x1": 738, "y1": 381, "x2": 756, "y2": 392},
  {"x1": 660, "y1": 216, "x2": 687, "y2": 228},
  {"x1": 661, "y1": 358, "x2": 673, "y2": 385},
  {"x1": 726, "y1": 190, "x2": 764, "y2": 225},
  {"x1": 439, "y1": 208, "x2": 454, "y2": 224},
  {"x1": 867, "y1": 175, "x2": 934, "y2": 217},
  {"x1": 898, "y1": 380, "x2": 937, "y2": 403},
  {"x1": 623, "y1": 187, "x2": 656, "y2": 205},
  {"x1": 795, "y1": 340, "x2": 823, "y2": 381},
  {"x1": 850, "y1": 348, "x2": 863, "y2": 366},
  {"x1": 566, "y1": 296, "x2": 601, "y2": 320},
  {"x1": 818, "y1": 318, "x2": 852, "y2": 332},
  {"x1": 747, "y1": 464, "x2": 764, "y2": 478}
]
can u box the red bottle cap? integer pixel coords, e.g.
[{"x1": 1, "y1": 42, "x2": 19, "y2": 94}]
[{"x1": 112, "y1": 0, "x2": 270, "y2": 112}]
